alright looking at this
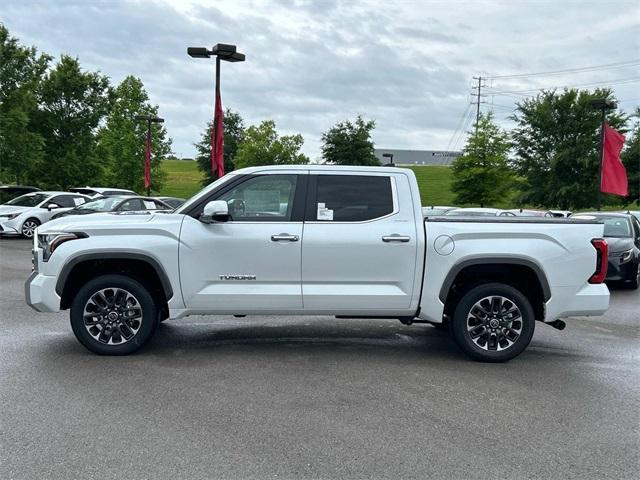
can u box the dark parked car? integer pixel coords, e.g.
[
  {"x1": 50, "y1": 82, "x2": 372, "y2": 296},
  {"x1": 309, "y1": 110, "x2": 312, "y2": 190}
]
[
  {"x1": 581, "y1": 212, "x2": 640, "y2": 289},
  {"x1": 154, "y1": 196, "x2": 186, "y2": 209},
  {"x1": 0, "y1": 185, "x2": 41, "y2": 203},
  {"x1": 51, "y1": 196, "x2": 171, "y2": 219}
]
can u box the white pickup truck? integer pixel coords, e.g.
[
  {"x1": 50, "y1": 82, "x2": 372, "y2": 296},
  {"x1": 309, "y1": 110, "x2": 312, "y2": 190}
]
[{"x1": 25, "y1": 165, "x2": 610, "y2": 361}]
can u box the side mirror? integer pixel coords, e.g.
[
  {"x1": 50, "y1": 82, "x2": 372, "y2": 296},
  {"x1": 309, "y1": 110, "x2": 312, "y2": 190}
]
[
  {"x1": 200, "y1": 200, "x2": 230, "y2": 224},
  {"x1": 46, "y1": 203, "x2": 60, "y2": 211}
]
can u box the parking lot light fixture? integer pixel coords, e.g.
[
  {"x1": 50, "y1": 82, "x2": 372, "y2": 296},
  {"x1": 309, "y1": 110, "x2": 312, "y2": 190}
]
[
  {"x1": 187, "y1": 44, "x2": 245, "y2": 178},
  {"x1": 134, "y1": 114, "x2": 165, "y2": 196}
]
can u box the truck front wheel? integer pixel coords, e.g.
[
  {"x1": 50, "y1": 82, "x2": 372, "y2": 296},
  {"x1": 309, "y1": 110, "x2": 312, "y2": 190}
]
[
  {"x1": 70, "y1": 274, "x2": 158, "y2": 355},
  {"x1": 451, "y1": 283, "x2": 535, "y2": 362}
]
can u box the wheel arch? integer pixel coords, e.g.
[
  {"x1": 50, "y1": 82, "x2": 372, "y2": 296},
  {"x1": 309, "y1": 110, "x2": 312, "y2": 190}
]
[
  {"x1": 56, "y1": 252, "x2": 173, "y2": 313},
  {"x1": 440, "y1": 257, "x2": 550, "y2": 321}
]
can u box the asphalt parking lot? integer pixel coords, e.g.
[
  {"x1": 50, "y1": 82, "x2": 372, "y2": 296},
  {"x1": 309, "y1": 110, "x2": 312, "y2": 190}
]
[{"x1": 1, "y1": 238, "x2": 638, "y2": 479}]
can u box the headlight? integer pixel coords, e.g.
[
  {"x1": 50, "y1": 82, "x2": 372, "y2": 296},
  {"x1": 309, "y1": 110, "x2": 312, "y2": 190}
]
[
  {"x1": 0, "y1": 213, "x2": 20, "y2": 220},
  {"x1": 38, "y1": 232, "x2": 87, "y2": 261},
  {"x1": 620, "y1": 249, "x2": 633, "y2": 264}
]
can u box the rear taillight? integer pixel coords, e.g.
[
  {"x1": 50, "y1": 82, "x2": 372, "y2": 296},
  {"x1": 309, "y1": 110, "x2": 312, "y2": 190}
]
[{"x1": 589, "y1": 238, "x2": 608, "y2": 284}]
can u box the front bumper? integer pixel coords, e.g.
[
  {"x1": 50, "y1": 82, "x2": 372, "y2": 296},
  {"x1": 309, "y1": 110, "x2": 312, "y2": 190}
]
[
  {"x1": 25, "y1": 271, "x2": 61, "y2": 312},
  {"x1": 0, "y1": 220, "x2": 19, "y2": 235},
  {"x1": 606, "y1": 257, "x2": 635, "y2": 282}
]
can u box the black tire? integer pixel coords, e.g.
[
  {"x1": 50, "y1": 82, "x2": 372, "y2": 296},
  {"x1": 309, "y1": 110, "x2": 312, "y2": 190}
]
[
  {"x1": 451, "y1": 283, "x2": 535, "y2": 362},
  {"x1": 21, "y1": 218, "x2": 40, "y2": 238},
  {"x1": 70, "y1": 274, "x2": 158, "y2": 355}
]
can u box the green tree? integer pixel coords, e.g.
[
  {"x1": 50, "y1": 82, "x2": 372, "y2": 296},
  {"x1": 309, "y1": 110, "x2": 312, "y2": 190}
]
[
  {"x1": 195, "y1": 109, "x2": 245, "y2": 185},
  {"x1": 451, "y1": 112, "x2": 512, "y2": 207},
  {"x1": 31, "y1": 55, "x2": 111, "y2": 189},
  {"x1": 0, "y1": 25, "x2": 50, "y2": 184},
  {"x1": 97, "y1": 76, "x2": 171, "y2": 193},
  {"x1": 511, "y1": 88, "x2": 626, "y2": 209},
  {"x1": 321, "y1": 115, "x2": 378, "y2": 165},
  {"x1": 233, "y1": 120, "x2": 308, "y2": 169},
  {"x1": 622, "y1": 107, "x2": 640, "y2": 206}
]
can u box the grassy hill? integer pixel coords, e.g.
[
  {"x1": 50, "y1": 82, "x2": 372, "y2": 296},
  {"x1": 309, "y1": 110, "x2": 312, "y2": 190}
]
[
  {"x1": 159, "y1": 159, "x2": 205, "y2": 198},
  {"x1": 159, "y1": 160, "x2": 455, "y2": 205}
]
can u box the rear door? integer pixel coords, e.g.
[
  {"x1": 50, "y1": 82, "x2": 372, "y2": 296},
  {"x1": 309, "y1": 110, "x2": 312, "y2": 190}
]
[{"x1": 301, "y1": 172, "x2": 419, "y2": 314}]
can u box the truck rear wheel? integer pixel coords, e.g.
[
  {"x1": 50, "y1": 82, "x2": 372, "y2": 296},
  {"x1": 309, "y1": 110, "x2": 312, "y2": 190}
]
[
  {"x1": 70, "y1": 274, "x2": 158, "y2": 355},
  {"x1": 451, "y1": 283, "x2": 535, "y2": 362}
]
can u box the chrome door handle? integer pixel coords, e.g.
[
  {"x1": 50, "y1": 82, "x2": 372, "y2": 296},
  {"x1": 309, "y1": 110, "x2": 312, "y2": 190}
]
[
  {"x1": 271, "y1": 233, "x2": 299, "y2": 242},
  {"x1": 382, "y1": 234, "x2": 411, "y2": 243}
]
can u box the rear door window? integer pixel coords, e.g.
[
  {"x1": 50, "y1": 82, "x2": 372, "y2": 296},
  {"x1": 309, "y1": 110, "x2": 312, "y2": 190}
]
[{"x1": 311, "y1": 175, "x2": 394, "y2": 222}]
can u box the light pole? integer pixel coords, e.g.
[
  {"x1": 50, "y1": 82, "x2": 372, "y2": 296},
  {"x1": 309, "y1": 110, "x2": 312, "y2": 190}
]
[
  {"x1": 134, "y1": 114, "x2": 165, "y2": 196},
  {"x1": 590, "y1": 98, "x2": 617, "y2": 211},
  {"x1": 187, "y1": 44, "x2": 245, "y2": 178},
  {"x1": 382, "y1": 152, "x2": 394, "y2": 166}
]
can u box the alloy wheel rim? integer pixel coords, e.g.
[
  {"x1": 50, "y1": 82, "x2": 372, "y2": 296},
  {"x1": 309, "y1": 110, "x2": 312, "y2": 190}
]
[
  {"x1": 22, "y1": 221, "x2": 38, "y2": 237},
  {"x1": 466, "y1": 295, "x2": 523, "y2": 351},
  {"x1": 83, "y1": 288, "x2": 143, "y2": 345}
]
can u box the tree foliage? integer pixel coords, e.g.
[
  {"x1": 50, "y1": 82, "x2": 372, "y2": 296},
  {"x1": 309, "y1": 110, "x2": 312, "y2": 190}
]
[
  {"x1": 622, "y1": 108, "x2": 640, "y2": 206},
  {"x1": 32, "y1": 55, "x2": 112, "y2": 190},
  {"x1": 0, "y1": 25, "x2": 50, "y2": 184},
  {"x1": 510, "y1": 88, "x2": 626, "y2": 209},
  {"x1": 195, "y1": 109, "x2": 245, "y2": 185},
  {"x1": 451, "y1": 112, "x2": 512, "y2": 207},
  {"x1": 321, "y1": 115, "x2": 378, "y2": 165},
  {"x1": 97, "y1": 76, "x2": 171, "y2": 193},
  {"x1": 233, "y1": 120, "x2": 309, "y2": 169}
]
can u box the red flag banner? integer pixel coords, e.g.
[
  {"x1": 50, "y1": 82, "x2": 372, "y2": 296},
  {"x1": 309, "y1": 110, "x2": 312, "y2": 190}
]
[
  {"x1": 144, "y1": 131, "x2": 151, "y2": 190},
  {"x1": 212, "y1": 92, "x2": 225, "y2": 178},
  {"x1": 601, "y1": 123, "x2": 627, "y2": 196}
]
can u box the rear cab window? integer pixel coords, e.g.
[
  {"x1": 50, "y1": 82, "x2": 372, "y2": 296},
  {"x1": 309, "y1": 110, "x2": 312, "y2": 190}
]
[{"x1": 309, "y1": 175, "x2": 396, "y2": 222}]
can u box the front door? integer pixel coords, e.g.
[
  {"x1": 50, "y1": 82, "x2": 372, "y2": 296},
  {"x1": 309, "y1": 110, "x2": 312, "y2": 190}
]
[{"x1": 179, "y1": 174, "x2": 306, "y2": 313}]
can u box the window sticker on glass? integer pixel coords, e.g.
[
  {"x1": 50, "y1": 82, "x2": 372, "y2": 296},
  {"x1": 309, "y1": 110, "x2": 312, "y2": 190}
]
[
  {"x1": 143, "y1": 200, "x2": 156, "y2": 209},
  {"x1": 73, "y1": 197, "x2": 84, "y2": 206},
  {"x1": 317, "y1": 202, "x2": 334, "y2": 221}
]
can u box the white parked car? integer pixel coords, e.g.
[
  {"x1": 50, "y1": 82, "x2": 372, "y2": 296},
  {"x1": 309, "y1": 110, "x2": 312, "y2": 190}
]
[
  {"x1": 69, "y1": 187, "x2": 137, "y2": 198},
  {"x1": 0, "y1": 191, "x2": 90, "y2": 238},
  {"x1": 26, "y1": 165, "x2": 609, "y2": 362},
  {"x1": 445, "y1": 207, "x2": 516, "y2": 217}
]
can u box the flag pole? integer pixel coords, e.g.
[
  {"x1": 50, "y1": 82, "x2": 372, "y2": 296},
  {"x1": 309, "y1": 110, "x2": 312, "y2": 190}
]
[{"x1": 597, "y1": 106, "x2": 605, "y2": 212}]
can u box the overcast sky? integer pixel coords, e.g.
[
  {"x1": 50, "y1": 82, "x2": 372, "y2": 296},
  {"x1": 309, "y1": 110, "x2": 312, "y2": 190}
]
[{"x1": 2, "y1": 0, "x2": 639, "y2": 160}]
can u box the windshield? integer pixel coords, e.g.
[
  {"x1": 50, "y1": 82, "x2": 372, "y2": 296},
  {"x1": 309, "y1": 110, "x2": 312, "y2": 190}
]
[
  {"x1": 174, "y1": 174, "x2": 237, "y2": 214},
  {"x1": 78, "y1": 197, "x2": 124, "y2": 211},
  {"x1": 5, "y1": 193, "x2": 49, "y2": 207},
  {"x1": 423, "y1": 208, "x2": 449, "y2": 216},
  {"x1": 595, "y1": 216, "x2": 632, "y2": 237}
]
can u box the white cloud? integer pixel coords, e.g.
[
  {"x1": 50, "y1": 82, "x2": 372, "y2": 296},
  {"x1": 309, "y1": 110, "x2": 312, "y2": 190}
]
[{"x1": 2, "y1": 0, "x2": 639, "y2": 158}]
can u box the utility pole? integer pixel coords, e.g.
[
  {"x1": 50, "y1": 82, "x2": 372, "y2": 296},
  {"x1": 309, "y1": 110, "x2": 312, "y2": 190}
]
[{"x1": 472, "y1": 76, "x2": 484, "y2": 135}]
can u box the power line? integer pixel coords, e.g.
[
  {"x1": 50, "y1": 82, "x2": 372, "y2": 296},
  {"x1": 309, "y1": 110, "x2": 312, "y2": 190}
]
[
  {"x1": 485, "y1": 60, "x2": 640, "y2": 80},
  {"x1": 452, "y1": 107, "x2": 476, "y2": 152},
  {"x1": 446, "y1": 100, "x2": 472, "y2": 151},
  {"x1": 485, "y1": 76, "x2": 640, "y2": 96}
]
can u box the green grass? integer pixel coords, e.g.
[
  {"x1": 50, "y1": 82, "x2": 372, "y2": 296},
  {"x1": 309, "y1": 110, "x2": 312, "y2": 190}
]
[
  {"x1": 159, "y1": 160, "x2": 457, "y2": 205},
  {"x1": 159, "y1": 159, "x2": 204, "y2": 199},
  {"x1": 404, "y1": 166, "x2": 455, "y2": 206}
]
